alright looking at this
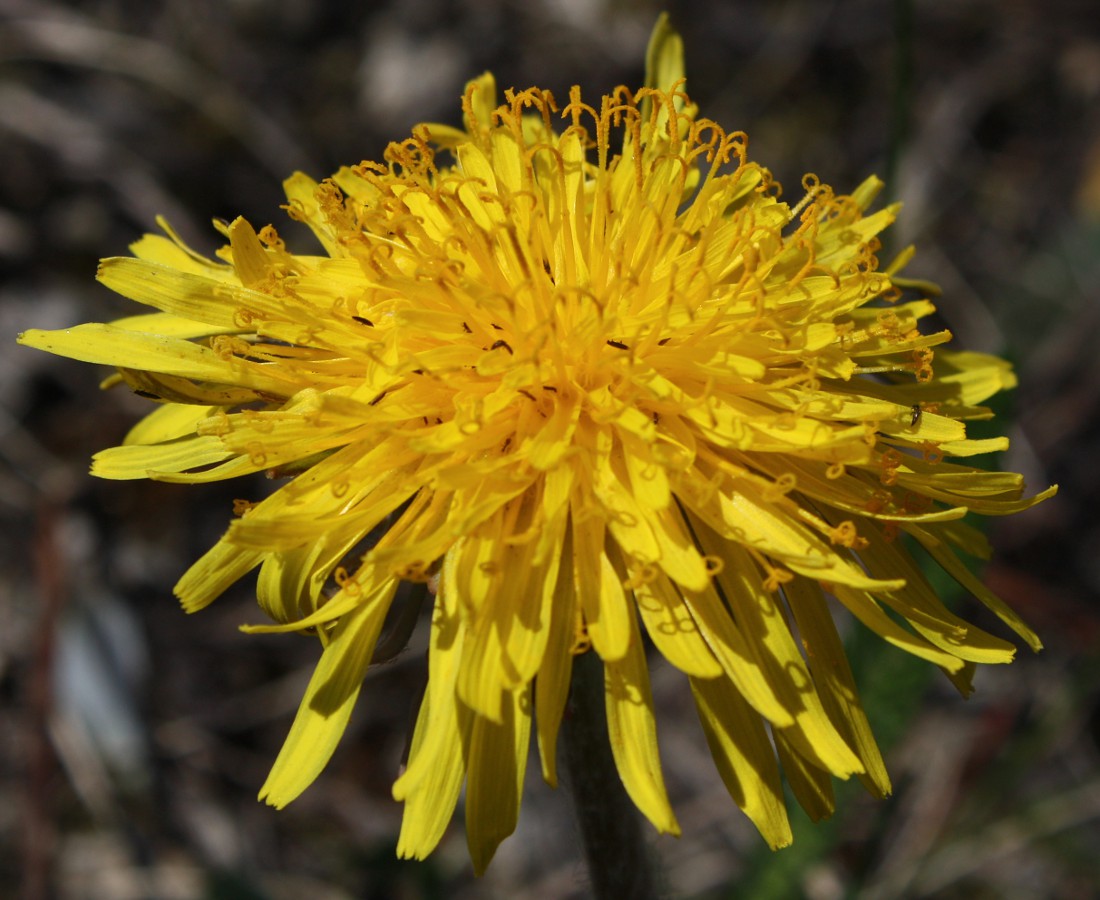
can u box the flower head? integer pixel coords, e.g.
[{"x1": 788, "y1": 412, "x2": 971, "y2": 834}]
[{"x1": 19, "y1": 16, "x2": 1054, "y2": 871}]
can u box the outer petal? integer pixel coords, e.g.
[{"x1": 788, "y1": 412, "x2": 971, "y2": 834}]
[
  {"x1": 633, "y1": 571, "x2": 723, "y2": 678},
  {"x1": 18, "y1": 323, "x2": 294, "y2": 395},
  {"x1": 394, "y1": 557, "x2": 468, "y2": 859},
  {"x1": 91, "y1": 435, "x2": 233, "y2": 480},
  {"x1": 855, "y1": 518, "x2": 1017, "y2": 664},
  {"x1": 259, "y1": 577, "x2": 399, "y2": 808},
  {"x1": 122, "y1": 402, "x2": 219, "y2": 446},
  {"x1": 603, "y1": 613, "x2": 680, "y2": 836},
  {"x1": 775, "y1": 728, "x2": 836, "y2": 823},
  {"x1": 703, "y1": 536, "x2": 863, "y2": 779},
  {"x1": 909, "y1": 523, "x2": 1042, "y2": 652},
  {"x1": 690, "y1": 674, "x2": 793, "y2": 848},
  {"x1": 174, "y1": 540, "x2": 263, "y2": 613},
  {"x1": 535, "y1": 518, "x2": 578, "y2": 787},
  {"x1": 572, "y1": 508, "x2": 632, "y2": 661},
  {"x1": 464, "y1": 683, "x2": 532, "y2": 876},
  {"x1": 783, "y1": 576, "x2": 891, "y2": 798}
]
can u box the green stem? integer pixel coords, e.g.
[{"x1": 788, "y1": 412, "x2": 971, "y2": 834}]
[{"x1": 562, "y1": 650, "x2": 661, "y2": 900}]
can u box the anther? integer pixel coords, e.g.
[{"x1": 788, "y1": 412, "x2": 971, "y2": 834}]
[
  {"x1": 703, "y1": 556, "x2": 724, "y2": 575},
  {"x1": 921, "y1": 442, "x2": 943, "y2": 464}
]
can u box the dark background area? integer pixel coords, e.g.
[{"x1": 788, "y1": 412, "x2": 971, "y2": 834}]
[{"x1": 2, "y1": 0, "x2": 1098, "y2": 897}]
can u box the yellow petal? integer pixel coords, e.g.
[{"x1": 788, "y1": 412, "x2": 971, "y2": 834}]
[
  {"x1": 129, "y1": 231, "x2": 225, "y2": 274},
  {"x1": 704, "y1": 536, "x2": 863, "y2": 778},
  {"x1": 644, "y1": 12, "x2": 686, "y2": 97},
  {"x1": 97, "y1": 257, "x2": 245, "y2": 329},
  {"x1": 19, "y1": 323, "x2": 292, "y2": 395},
  {"x1": 935, "y1": 350, "x2": 1018, "y2": 405},
  {"x1": 690, "y1": 675, "x2": 792, "y2": 848},
  {"x1": 650, "y1": 504, "x2": 710, "y2": 592},
  {"x1": 591, "y1": 438, "x2": 662, "y2": 565},
  {"x1": 394, "y1": 681, "x2": 466, "y2": 861},
  {"x1": 524, "y1": 392, "x2": 581, "y2": 471},
  {"x1": 464, "y1": 683, "x2": 532, "y2": 876},
  {"x1": 173, "y1": 539, "x2": 263, "y2": 613},
  {"x1": 242, "y1": 565, "x2": 378, "y2": 635},
  {"x1": 783, "y1": 577, "x2": 891, "y2": 798},
  {"x1": 572, "y1": 509, "x2": 632, "y2": 662},
  {"x1": 679, "y1": 584, "x2": 794, "y2": 727},
  {"x1": 459, "y1": 71, "x2": 498, "y2": 137},
  {"x1": 395, "y1": 559, "x2": 467, "y2": 859},
  {"x1": 452, "y1": 536, "x2": 508, "y2": 723},
  {"x1": 534, "y1": 526, "x2": 577, "y2": 787},
  {"x1": 856, "y1": 520, "x2": 1017, "y2": 664},
  {"x1": 147, "y1": 454, "x2": 267, "y2": 483},
  {"x1": 283, "y1": 172, "x2": 341, "y2": 256},
  {"x1": 122, "y1": 403, "x2": 219, "y2": 446},
  {"x1": 501, "y1": 503, "x2": 567, "y2": 685},
  {"x1": 633, "y1": 571, "x2": 722, "y2": 678},
  {"x1": 91, "y1": 435, "x2": 233, "y2": 480},
  {"x1": 909, "y1": 524, "x2": 1042, "y2": 652},
  {"x1": 255, "y1": 543, "x2": 327, "y2": 625},
  {"x1": 620, "y1": 430, "x2": 672, "y2": 511},
  {"x1": 259, "y1": 579, "x2": 398, "y2": 808},
  {"x1": 110, "y1": 311, "x2": 241, "y2": 339},
  {"x1": 677, "y1": 460, "x2": 905, "y2": 592},
  {"x1": 774, "y1": 729, "x2": 836, "y2": 823},
  {"x1": 832, "y1": 585, "x2": 967, "y2": 671},
  {"x1": 227, "y1": 217, "x2": 272, "y2": 288},
  {"x1": 603, "y1": 624, "x2": 680, "y2": 836}
]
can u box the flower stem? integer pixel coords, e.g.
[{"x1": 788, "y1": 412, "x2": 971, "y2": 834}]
[{"x1": 562, "y1": 650, "x2": 661, "y2": 900}]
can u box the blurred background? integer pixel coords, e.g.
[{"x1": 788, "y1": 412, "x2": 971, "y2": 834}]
[{"x1": 2, "y1": 0, "x2": 1098, "y2": 897}]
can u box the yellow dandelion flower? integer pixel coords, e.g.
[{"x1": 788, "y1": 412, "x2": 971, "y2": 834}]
[{"x1": 19, "y1": 15, "x2": 1054, "y2": 872}]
